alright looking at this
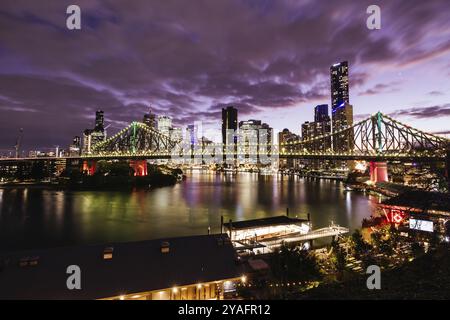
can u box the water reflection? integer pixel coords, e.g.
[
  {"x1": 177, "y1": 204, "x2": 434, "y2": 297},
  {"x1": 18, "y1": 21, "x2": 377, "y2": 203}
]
[{"x1": 0, "y1": 171, "x2": 377, "y2": 251}]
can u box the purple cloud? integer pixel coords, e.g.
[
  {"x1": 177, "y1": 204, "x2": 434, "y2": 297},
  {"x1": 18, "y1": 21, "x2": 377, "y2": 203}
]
[{"x1": 0, "y1": 0, "x2": 449, "y2": 150}]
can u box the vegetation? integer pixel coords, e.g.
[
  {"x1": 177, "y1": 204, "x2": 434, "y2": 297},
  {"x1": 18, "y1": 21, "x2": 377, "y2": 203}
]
[
  {"x1": 61, "y1": 161, "x2": 178, "y2": 189},
  {"x1": 270, "y1": 242, "x2": 322, "y2": 283},
  {"x1": 298, "y1": 243, "x2": 450, "y2": 300}
]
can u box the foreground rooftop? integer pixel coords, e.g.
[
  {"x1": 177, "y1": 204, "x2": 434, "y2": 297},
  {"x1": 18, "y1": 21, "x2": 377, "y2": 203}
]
[{"x1": 0, "y1": 234, "x2": 241, "y2": 300}]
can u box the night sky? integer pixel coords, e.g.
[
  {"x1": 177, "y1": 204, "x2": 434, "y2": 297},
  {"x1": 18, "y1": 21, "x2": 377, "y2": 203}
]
[{"x1": 1, "y1": 0, "x2": 449, "y2": 152}]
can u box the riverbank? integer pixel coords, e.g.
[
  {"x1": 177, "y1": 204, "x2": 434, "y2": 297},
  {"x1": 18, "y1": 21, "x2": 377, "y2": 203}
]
[
  {"x1": 61, "y1": 172, "x2": 177, "y2": 190},
  {"x1": 0, "y1": 172, "x2": 178, "y2": 190}
]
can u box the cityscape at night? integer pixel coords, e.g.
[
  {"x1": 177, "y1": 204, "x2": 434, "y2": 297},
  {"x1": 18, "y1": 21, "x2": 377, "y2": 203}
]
[{"x1": 1, "y1": 0, "x2": 450, "y2": 306}]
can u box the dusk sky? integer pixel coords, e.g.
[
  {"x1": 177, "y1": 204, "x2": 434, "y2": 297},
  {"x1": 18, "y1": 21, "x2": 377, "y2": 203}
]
[{"x1": 1, "y1": 0, "x2": 450, "y2": 152}]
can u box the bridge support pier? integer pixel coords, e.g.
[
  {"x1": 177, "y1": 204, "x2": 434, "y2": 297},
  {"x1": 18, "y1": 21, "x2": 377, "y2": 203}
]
[
  {"x1": 130, "y1": 160, "x2": 148, "y2": 176},
  {"x1": 370, "y1": 161, "x2": 388, "y2": 183},
  {"x1": 82, "y1": 160, "x2": 97, "y2": 176}
]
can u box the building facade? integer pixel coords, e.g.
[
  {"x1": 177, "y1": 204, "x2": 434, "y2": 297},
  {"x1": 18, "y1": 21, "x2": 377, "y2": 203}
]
[
  {"x1": 330, "y1": 61, "x2": 349, "y2": 110},
  {"x1": 69, "y1": 136, "x2": 81, "y2": 157},
  {"x1": 238, "y1": 120, "x2": 273, "y2": 165},
  {"x1": 143, "y1": 112, "x2": 157, "y2": 129},
  {"x1": 330, "y1": 61, "x2": 354, "y2": 154},
  {"x1": 332, "y1": 102, "x2": 354, "y2": 152},
  {"x1": 278, "y1": 128, "x2": 299, "y2": 169},
  {"x1": 157, "y1": 115, "x2": 172, "y2": 137},
  {"x1": 82, "y1": 110, "x2": 106, "y2": 155},
  {"x1": 222, "y1": 106, "x2": 238, "y2": 147}
]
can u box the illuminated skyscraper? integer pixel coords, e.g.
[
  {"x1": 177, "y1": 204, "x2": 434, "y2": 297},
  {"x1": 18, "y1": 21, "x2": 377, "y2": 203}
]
[
  {"x1": 238, "y1": 119, "x2": 272, "y2": 164},
  {"x1": 69, "y1": 136, "x2": 81, "y2": 156},
  {"x1": 330, "y1": 61, "x2": 353, "y2": 153},
  {"x1": 332, "y1": 102, "x2": 354, "y2": 152},
  {"x1": 157, "y1": 115, "x2": 172, "y2": 137},
  {"x1": 186, "y1": 124, "x2": 199, "y2": 145},
  {"x1": 330, "y1": 61, "x2": 349, "y2": 110}
]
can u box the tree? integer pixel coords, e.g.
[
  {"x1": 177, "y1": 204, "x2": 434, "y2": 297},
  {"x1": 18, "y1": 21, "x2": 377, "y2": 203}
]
[
  {"x1": 411, "y1": 242, "x2": 425, "y2": 257},
  {"x1": 351, "y1": 230, "x2": 372, "y2": 259},
  {"x1": 270, "y1": 242, "x2": 321, "y2": 284},
  {"x1": 330, "y1": 238, "x2": 347, "y2": 277},
  {"x1": 96, "y1": 160, "x2": 133, "y2": 177},
  {"x1": 387, "y1": 224, "x2": 400, "y2": 249},
  {"x1": 370, "y1": 231, "x2": 383, "y2": 249}
]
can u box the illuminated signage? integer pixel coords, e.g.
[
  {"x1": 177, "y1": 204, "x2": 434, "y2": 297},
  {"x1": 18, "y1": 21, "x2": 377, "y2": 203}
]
[
  {"x1": 383, "y1": 209, "x2": 405, "y2": 224},
  {"x1": 409, "y1": 218, "x2": 433, "y2": 232}
]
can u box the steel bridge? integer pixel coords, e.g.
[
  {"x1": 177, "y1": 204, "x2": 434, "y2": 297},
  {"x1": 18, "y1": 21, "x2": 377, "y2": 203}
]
[
  {"x1": 87, "y1": 112, "x2": 449, "y2": 162},
  {"x1": 1, "y1": 112, "x2": 449, "y2": 162}
]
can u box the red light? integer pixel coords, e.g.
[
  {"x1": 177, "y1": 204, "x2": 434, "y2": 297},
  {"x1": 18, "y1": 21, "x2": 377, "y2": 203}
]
[
  {"x1": 383, "y1": 208, "x2": 405, "y2": 224},
  {"x1": 391, "y1": 211, "x2": 403, "y2": 224}
]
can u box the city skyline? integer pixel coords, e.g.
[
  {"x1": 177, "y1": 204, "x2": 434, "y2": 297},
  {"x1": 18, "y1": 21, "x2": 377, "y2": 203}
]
[{"x1": 1, "y1": 0, "x2": 450, "y2": 152}]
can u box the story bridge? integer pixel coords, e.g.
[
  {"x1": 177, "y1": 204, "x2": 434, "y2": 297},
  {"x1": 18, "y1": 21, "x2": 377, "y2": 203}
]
[{"x1": 1, "y1": 112, "x2": 449, "y2": 181}]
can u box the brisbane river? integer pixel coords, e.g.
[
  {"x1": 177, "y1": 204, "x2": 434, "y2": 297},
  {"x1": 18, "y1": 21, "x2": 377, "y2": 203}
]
[{"x1": 0, "y1": 171, "x2": 381, "y2": 252}]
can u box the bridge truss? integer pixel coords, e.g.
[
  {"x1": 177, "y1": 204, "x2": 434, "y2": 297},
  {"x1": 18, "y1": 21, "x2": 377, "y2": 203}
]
[
  {"x1": 83, "y1": 112, "x2": 449, "y2": 162},
  {"x1": 280, "y1": 112, "x2": 449, "y2": 161},
  {"x1": 90, "y1": 122, "x2": 177, "y2": 157}
]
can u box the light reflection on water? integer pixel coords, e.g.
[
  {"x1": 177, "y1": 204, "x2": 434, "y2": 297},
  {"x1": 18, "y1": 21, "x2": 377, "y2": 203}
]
[{"x1": 0, "y1": 171, "x2": 378, "y2": 251}]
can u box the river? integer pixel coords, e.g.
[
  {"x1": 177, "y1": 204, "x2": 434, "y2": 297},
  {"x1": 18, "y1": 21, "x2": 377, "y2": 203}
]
[{"x1": 0, "y1": 171, "x2": 381, "y2": 252}]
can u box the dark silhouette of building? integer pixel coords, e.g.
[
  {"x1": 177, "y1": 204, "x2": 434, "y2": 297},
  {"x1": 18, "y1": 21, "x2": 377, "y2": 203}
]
[
  {"x1": 314, "y1": 104, "x2": 330, "y2": 123},
  {"x1": 143, "y1": 111, "x2": 156, "y2": 129},
  {"x1": 95, "y1": 110, "x2": 104, "y2": 131},
  {"x1": 222, "y1": 106, "x2": 238, "y2": 146},
  {"x1": 83, "y1": 111, "x2": 106, "y2": 154}
]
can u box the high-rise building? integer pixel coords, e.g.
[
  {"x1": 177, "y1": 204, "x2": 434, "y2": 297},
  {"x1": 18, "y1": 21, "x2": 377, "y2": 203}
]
[
  {"x1": 314, "y1": 104, "x2": 329, "y2": 122},
  {"x1": 238, "y1": 119, "x2": 272, "y2": 164},
  {"x1": 82, "y1": 111, "x2": 106, "y2": 154},
  {"x1": 157, "y1": 115, "x2": 172, "y2": 137},
  {"x1": 143, "y1": 112, "x2": 156, "y2": 129},
  {"x1": 69, "y1": 136, "x2": 81, "y2": 157},
  {"x1": 301, "y1": 105, "x2": 332, "y2": 152},
  {"x1": 158, "y1": 115, "x2": 172, "y2": 136},
  {"x1": 314, "y1": 104, "x2": 331, "y2": 151},
  {"x1": 332, "y1": 102, "x2": 354, "y2": 152},
  {"x1": 278, "y1": 128, "x2": 299, "y2": 169},
  {"x1": 330, "y1": 61, "x2": 349, "y2": 110},
  {"x1": 95, "y1": 110, "x2": 104, "y2": 131},
  {"x1": 330, "y1": 61, "x2": 353, "y2": 153},
  {"x1": 301, "y1": 121, "x2": 314, "y2": 141},
  {"x1": 82, "y1": 129, "x2": 93, "y2": 154},
  {"x1": 222, "y1": 106, "x2": 238, "y2": 147},
  {"x1": 186, "y1": 124, "x2": 198, "y2": 146}
]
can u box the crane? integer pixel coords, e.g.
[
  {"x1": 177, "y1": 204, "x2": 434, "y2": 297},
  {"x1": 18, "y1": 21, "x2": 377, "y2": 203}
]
[{"x1": 15, "y1": 128, "x2": 23, "y2": 158}]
